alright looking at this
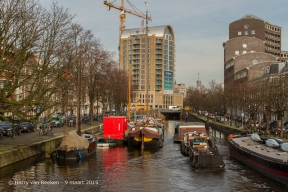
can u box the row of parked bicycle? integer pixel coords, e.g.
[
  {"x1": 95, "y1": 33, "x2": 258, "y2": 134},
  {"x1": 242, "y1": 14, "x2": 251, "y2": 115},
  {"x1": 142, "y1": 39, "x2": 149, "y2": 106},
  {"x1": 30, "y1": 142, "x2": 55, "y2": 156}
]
[{"x1": 256, "y1": 120, "x2": 288, "y2": 135}]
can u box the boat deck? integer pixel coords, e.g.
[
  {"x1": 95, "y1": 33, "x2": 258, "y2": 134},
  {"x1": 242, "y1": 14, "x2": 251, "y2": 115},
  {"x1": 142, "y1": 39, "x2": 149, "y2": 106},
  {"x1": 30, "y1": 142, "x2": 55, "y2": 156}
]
[
  {"x1": 231, "y1": 137, "x2": 288, "y2": 163},
  {"x1": 174, "y1": 122, "x2": 206, "y2": 143}
]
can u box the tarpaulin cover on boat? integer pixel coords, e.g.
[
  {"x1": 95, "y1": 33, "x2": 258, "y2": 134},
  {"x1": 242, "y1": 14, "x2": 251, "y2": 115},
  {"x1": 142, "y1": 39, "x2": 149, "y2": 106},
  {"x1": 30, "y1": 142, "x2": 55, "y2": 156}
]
[
  {"x1": 128, "y1": 127, "x2": 160, "y2": 139},
  {"x1": 58, "y1": 132, "x2": 89, "y2": 152}
]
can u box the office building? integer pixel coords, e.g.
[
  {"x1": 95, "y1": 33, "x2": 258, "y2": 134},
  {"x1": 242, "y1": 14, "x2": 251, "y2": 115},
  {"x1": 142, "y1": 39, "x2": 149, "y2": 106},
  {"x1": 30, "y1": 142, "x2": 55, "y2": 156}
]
[
  {"x1": 119, "y1": 25, "x2": 183, "y2": 109},
  {"x1": 223, "y1": 14, "x2": 288, "y2": 85}
]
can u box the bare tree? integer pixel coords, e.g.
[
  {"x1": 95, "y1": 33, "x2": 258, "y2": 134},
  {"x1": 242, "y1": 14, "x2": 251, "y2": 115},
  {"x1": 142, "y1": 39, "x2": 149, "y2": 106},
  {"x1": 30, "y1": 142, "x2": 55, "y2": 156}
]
[
  {"x1": 0, "y1": 0, "x2": 75, "y2": 122},
  {"x1": 269, "y1": 75, "x2": 288, "y2": 138}
]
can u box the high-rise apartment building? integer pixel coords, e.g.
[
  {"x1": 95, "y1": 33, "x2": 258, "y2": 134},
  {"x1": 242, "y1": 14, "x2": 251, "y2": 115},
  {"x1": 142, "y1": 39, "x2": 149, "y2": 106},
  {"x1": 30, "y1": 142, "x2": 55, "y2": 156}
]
[
  {"x1": 119, "y1": 25, "x2": 183, "y2": 109},
  {"x1": 223, "y1": 14, "x2": 288, "y2": 85}
]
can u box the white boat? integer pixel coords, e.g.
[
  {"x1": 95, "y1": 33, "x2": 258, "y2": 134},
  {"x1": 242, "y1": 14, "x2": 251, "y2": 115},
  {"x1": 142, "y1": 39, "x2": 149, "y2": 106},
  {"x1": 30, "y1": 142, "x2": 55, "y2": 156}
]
[
  {"x1": 97, "y1": 141, "x2": 117, "y2": 148},
  {"x1": 250, "y1": 133, "x2": 261, "y2": 142},
  {"x1": 280, "y1": 143, "x2": 288, "y2": 152},
  {"x1": 265, "y1": 139, "x2": 279, "y2": 148}
]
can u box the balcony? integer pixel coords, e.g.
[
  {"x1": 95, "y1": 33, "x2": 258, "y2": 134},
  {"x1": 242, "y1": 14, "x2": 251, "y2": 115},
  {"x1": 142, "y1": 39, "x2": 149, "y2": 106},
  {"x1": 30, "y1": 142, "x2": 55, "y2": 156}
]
[
  {"x1": 156, "y1": 39, "x2": 162, "y2": 44},
  {"x1": 133, "y1": 40, "x2": 140, "y2": 45},
  {"x1": 133, "y1": 45, "x2": 140, "y2": 49}
]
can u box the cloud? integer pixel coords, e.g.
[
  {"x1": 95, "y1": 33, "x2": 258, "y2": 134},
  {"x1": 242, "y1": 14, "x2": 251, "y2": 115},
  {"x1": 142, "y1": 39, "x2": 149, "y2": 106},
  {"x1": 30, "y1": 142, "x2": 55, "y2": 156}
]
[{"x1": 40, "y1": 0, "x2": 288, "y2": 87}]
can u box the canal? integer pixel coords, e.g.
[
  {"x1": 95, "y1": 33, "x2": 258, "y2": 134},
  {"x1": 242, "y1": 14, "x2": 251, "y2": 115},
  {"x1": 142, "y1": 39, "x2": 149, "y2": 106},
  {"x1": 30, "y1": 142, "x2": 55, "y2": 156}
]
[{"x1": 0, "y1": 121, "x2": 286, "y2": 192}]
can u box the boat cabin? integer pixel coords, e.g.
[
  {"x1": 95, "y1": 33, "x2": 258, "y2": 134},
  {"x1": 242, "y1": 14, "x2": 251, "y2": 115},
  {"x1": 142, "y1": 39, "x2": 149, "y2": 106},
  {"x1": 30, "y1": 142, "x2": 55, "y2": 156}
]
[{"x1": 174, "y1": 122, "x2": 206, "y2": 143}]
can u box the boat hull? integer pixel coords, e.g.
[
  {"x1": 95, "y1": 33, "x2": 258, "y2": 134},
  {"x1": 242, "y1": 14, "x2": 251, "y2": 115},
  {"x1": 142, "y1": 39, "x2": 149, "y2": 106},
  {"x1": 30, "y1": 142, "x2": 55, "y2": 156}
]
[
  {"x1": 56, "y1": 141, "x2": 97, "y2": 160},
  {"x1": 127, "y1": 136, "x2": 163, "y2": 149},
  {"x1": 98, "y1": 138, "x2": 125, "y2": 147},
  {"x1": 180, "y1": 142, "x2": 190, "y2": 155},
  {"x1": 228, "y1": 138, "x2": 288, "y2": 185},
  {"x1": 189, "y1": 150, "x2": 225, "y2": 169}
]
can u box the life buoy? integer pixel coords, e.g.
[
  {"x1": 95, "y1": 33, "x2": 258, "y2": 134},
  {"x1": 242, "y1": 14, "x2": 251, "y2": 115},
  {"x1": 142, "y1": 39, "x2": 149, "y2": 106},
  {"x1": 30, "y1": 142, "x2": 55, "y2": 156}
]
[{"x1": 228, "y1": 134, "x2": 233, "y2": 140}]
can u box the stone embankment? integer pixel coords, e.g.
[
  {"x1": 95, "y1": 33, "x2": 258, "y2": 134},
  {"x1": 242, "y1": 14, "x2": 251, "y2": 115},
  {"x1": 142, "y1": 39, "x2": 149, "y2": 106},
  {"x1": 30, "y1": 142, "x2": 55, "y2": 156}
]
[
  {"x1": 0, "y1": 122, "x2": 101, "y2": 168},
  {"x1": 188, "y1": 112, "x2": 245, "y2": 134}
]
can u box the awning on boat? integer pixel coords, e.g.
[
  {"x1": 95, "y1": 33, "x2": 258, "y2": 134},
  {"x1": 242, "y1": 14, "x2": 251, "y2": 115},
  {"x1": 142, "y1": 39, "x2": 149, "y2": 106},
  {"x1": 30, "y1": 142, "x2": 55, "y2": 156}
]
[
  {"x1": 128, "y1": 127, "x2": 160, "y2": 139},
  {"x1": 58, "y1": 132, "x2": 89, "y2": 152}
]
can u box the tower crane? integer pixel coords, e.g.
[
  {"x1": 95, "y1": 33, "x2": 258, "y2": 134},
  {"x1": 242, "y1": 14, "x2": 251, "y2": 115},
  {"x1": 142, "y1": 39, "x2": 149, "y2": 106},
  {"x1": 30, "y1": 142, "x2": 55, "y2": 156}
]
[
  {"x1": 103, "y1": 0, "x2": 152, "y2": 40},
  {"x1": 103, "y1": 1, "x2": 152, "y2": 121}
]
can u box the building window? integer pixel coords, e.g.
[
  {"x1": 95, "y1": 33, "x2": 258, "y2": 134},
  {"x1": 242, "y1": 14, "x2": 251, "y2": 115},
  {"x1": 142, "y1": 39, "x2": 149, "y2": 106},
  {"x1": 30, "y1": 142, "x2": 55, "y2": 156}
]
[
  {"x1": 235, "y1": 51, "x2": 239, "y2": 55},
  {"x1": 244, "y1": 31, "x2": 248, "y2": 35},
  {"x1": 251, "y1": 30, "x2": 255, "y2": 34},
  {"x1": 243, "y1": 51, "x2": 247, "y2": 54},
  {"x1": 238, "y1": 31, "x2": 242, "y2": 35}
]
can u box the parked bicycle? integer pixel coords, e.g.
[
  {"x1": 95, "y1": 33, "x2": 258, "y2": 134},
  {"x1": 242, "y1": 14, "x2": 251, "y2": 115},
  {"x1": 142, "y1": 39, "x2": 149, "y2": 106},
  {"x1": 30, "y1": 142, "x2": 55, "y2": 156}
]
[{"x1": 37, "y1": 124, "x2": 53, "y2": 136}]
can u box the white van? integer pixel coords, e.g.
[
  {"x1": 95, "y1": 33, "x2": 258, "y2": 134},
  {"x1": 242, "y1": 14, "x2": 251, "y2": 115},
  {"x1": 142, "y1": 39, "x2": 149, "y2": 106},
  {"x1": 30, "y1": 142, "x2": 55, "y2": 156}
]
[{"x1": 168, "y1": 106, "x2": 180, "y2": 111}]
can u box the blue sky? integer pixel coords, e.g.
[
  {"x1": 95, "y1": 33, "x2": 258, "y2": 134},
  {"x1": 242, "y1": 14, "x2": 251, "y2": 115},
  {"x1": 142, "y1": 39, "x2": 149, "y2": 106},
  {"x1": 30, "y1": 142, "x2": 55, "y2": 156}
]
[{"x1": 41, "y1": 0, "x2": 288, "y2": 88}]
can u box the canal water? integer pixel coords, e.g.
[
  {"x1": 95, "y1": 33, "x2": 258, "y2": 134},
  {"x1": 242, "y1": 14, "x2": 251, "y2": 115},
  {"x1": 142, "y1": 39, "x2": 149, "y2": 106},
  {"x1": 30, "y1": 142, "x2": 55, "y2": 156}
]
[{"x1": 0, "y1": 121, "x2": 286, "y2": 192}]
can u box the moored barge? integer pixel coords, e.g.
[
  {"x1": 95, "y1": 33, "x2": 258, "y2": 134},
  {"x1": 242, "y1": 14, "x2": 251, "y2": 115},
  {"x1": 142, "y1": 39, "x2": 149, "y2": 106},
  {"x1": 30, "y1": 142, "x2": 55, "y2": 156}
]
[
  {"x1": 127, "y1": 118, "x2": 164, "y2": 149},
  {"x1": 181, "y1": 131, "x2": 225, "y2": 169},
  {"x1": 227, "y1": 133, "x2": 288, "y2": 185}
]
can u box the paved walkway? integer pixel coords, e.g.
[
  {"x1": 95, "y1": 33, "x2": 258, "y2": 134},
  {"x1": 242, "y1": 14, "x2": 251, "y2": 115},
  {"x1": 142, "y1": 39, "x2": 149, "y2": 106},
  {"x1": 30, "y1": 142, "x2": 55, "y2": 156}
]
[{"x1": 0, "y1": 121, "x2": 102, "y2": 153}]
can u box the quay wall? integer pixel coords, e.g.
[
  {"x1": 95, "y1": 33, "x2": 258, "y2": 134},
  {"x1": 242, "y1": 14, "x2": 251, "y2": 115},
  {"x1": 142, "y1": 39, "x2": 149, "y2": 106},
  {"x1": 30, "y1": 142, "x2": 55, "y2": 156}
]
[
  {"x1": 0, "y1": 125, "x2": 100, "y2": 168},
  {"x1": 188, "y1": 112, "x2": 245, "y2": 134}
]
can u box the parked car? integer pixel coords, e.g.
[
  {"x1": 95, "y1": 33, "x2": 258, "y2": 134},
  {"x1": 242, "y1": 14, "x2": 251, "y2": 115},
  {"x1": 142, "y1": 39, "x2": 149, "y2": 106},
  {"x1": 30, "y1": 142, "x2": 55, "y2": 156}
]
[
  {"x1": 82, "y1": 114, "x2": 89, "y2": 124},
  {"x1": 0, "y1": 125, "x2": 3, "y2": 138},
  {"x1": 208, "y1": 113, "x2": 215, "y2": 119},
  {"x1": 0, "y1": 121, "x2": 21, "y2": 136},
  {"x1": 19, "y1": 121, "x2": 36, "y2": 133},
  {"x1": 202, "y1": 111, "x2": 208, "y2": 117},
  {"x1": 67, "y1": 116, "x2": 76, "y2": 126},
  {"x1": 50, "y1": 114, "x2": 64, "y2": 127},
  {"x1": 92, "y1": 114, "x2": 98, "y2": 121},
  {"x1": 215, "y1": 115, "x2": 225, "y2": 122}
]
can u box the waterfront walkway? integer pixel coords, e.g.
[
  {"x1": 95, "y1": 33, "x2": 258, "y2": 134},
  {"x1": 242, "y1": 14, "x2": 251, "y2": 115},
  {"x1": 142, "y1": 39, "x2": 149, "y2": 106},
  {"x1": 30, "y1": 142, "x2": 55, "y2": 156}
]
[
  {"x1": 0, "y1": 121, "x2": 102, "y2": 168},
  {"x1": 0, "y1": 121, "x2": 101, "y2": 147}
]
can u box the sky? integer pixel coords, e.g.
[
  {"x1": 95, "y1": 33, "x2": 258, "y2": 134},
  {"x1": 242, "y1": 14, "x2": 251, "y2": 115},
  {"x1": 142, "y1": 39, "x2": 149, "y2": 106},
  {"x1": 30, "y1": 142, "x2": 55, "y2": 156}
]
[{"x1": 41, "y1": 0, "x2": 288, "y2": 88}]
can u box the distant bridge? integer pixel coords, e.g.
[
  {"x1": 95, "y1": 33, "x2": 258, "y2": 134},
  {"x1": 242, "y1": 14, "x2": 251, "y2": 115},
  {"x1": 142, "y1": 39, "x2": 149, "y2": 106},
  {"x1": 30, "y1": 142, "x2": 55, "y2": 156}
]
[
  {"x1": 130, "y1": 109, "x2": 182, "y2": 120},
  {"x1": 160, "y1": 110, "x2": 181, "y2": 120}
]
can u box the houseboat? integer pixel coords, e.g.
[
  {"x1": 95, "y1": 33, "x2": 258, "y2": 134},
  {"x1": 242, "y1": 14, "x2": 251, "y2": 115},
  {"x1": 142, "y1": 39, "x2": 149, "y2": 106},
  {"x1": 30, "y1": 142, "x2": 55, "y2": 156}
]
[{"x1": 227, "y1": 133, "x2": 288, "y2": 185}]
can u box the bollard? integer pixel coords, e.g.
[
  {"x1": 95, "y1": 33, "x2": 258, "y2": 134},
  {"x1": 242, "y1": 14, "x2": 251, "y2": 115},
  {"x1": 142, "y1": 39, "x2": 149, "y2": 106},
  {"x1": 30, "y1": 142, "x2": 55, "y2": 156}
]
[{"x1": 100, "y1": 125, "x2": 103, "y2": 135}]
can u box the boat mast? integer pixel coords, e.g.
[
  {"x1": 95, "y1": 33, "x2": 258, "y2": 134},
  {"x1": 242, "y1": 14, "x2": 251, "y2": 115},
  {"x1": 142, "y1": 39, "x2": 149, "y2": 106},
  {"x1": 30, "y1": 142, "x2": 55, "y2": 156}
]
[
  {"x1": 128, "y1": 66, "x2": 131, "y2": 120},
  {"x1": 145, "y1": 2, "x2": 149, "y2": 120}
]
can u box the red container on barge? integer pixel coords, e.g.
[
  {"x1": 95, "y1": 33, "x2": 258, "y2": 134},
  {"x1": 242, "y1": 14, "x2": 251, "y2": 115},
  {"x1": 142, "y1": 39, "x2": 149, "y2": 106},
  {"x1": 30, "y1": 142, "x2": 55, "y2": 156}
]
[{"x1": 103, "y1": 116, "x2": 128, "y2": 139}]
